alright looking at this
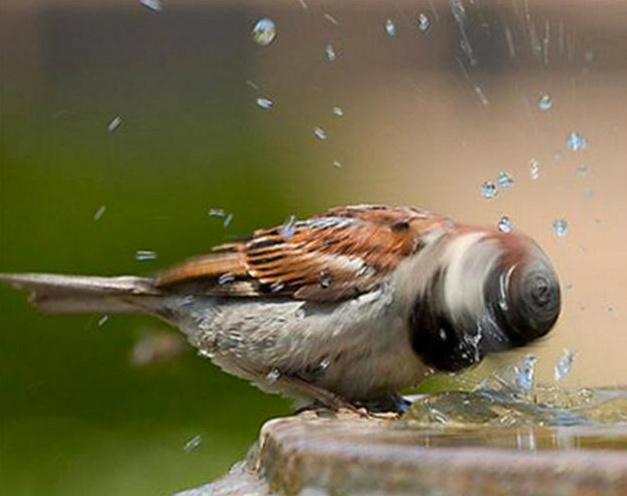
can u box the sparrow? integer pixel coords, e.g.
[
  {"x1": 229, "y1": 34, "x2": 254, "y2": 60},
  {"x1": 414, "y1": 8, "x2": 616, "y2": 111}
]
[{"x1": 0, "y1": 205, "x2": 561, "y2": 411}]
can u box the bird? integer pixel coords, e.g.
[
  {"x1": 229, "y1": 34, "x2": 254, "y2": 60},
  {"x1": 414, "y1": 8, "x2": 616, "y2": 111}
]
[{"x1": 0, "y1": 205, "x2": 561, "y2": 411}]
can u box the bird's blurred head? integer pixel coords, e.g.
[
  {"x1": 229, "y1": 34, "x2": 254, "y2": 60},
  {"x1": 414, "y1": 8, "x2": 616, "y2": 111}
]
[{"x1": 409, "y1": 227, "x2": 561, "y2": 372}]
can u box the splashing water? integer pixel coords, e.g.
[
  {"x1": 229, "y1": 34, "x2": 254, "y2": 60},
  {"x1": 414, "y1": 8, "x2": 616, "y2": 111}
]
[
  {"x1": 266, "y1": 368, "x2": 281, "y2": 383},
  {"x1": 93, "y1": 205, "x2": 106, "y2": 221},
  {"x1": 325, "y1": 44, "x2": 336, "y2": 61},
  {"x1": 217, "y1": 273, "x2": 236, "y2": 285},
  {"x1": 140, "y1": 0, "x2": 162, "y2": 12},
  {"x1": 529, "y1": 159, "x2": 541, "y2": 180},
  {"x1": 97, "y1": 315, "x2": 110, "y2": 327},
  {"x1": 497, "y1": 171, "x2": 514, "y2": 189},
  {"x1": 552, "y1": 218, "x2": 569, "y2": 238},
  {"x1": 256, "y1": 97, "x2": 273, "y2": 110},
  {"x1": 282, "y1": 215, "x2": 296, "y2": 238},
  {"x1": 385, "y1": 19, "x2": 397, "y2": 37},
  {"x1": 107, "y1": 116, "x2": 123, "y2": 133},
  {"x1": 417, "y1": 13, "x2": 430, "y2": 33},
  {"x1": 135, "y1": 250, "x2": 158, "y2": 261},
  {"x1": 538, "y1": 94, "x2": 553, "y2": 111},
  {"x1": 554, "y1": 349, "x2": 576, "y2": 382},
  {"x1": 252, "y1": 18, "x2": 276, "y2": 46},
  {"x1": 332, "y1": 106, "x2": 344, "y2": 117},
  {"x1": 313, "y1": 127, "x2": 328, "y2": 140},
  {"x1": 498, "y1": 215, "x2": 513, "y2": 233},
  {"x1": 184, "y1": 435, "x2": 203, "y2": 453},
  {"x1": 566, "y1": 132, "x2": 589, "y2": 151},
  {"x1": 480, "y1": 181, "x2": 498, "y2": 199}
]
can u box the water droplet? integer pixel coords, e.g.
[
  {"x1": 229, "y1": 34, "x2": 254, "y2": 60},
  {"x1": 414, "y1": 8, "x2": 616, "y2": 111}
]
[
  {"x1": 140, "y1": 0, "x2": 162, "y2": 12},
  {"x1": 319, "y1": 271, "x2": 332, "y2": 288},
  {"x1": 497, "y1": 171, "x2": 514, "y2": 189},
  {"x1": 223, "y1": 213, "x2": 233, "y2": 229},
  {"x1": 323, "y1": 12, "x2": 339, "y2": 25},
  {"x1": 332, "y1": 160, "x2": 342, "y2": 169},
  {"x1": 480, "y1": 181, "x2": 498, "y2": 199},
  {"x1": 184, "y1": 435, "x2": 202, "y2": 453},
  {"x1": 325, "y1": 44, "x2": 336, "y2": 61},
  {"x1": 97, "y1": 315, "x2": 109, "y2": 327},
  {"x1": 498, "y1": 215, "x2": 513, "y2": 233},
  {"x1": 266, "y1": 368, "x2": 281, "y2": 383},
  {"x1": 252, "y1": 18, "x2": 276, "y2": 46},
  {"x1": 217, "y1": 273, "x2": 235, "y2": 285},
  {"x1": 135, "y1": 250, "x2": 157, "y2": 261},
  {"x1": 245, "y1": 80, "x2": 259, "y2": 90},
  {"x1": 282, "y1": 215, "x2": 296, "y2": 238},
  {"x1": 530, "y1": 158, "x2": 541, "y2": 180},
  {"x1": 474, "y1": 85, "x2": 489, "y2": 105},
  {"x1": 208, "y1": 208, "x2": 226, "y2": 218},
  {"x1": 554, "y1": 349, "x2": 575, "y2": 382},
  {"x1": 93, "y1": 205, "x2": 106, "y2": 221},
  {"x1": 197, "y1": 349, "x2": 213, "y2": 359},
  {"x1": 514, "y1": 354, "x2": 537, "y2": 391},
  {"x1": 552, "y1": 218, "x2": 569, "y2": 237},
  {"x1": 385, "y1": 19, "x2": 397, "y2": 36},
  {"x1": 107, "y1": 116, "x2": 123, "y2": 133},
  {"x1": 270, "y1": 281, "x2": 285, "y2": 293},
  {"x1": 332, "y1": 106, "x2": 344, "y2": 117},
  {"x1": 313, "y1": 127, "x2": 327, "y2": 140},
  {"x1": 538, "y1": 94, "x2": 553, "y2": 111},
  {"x1": 576, "y1": 164, "x2": 587, "y2": 177},
  {"x1": 566, "y1": 132, "x2": 588, "y2": 151},
  {"x1": 417, "y1": 13, "x2": 430, "y2": 32},
  {"x1": 256, "y1": 97, "x2": 273, "y2": 110}
]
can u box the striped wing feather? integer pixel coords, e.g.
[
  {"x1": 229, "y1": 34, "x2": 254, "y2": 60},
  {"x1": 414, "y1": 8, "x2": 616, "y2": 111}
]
[{"x1": 156, "y1": 205, "x2": 450, "y2": 302}]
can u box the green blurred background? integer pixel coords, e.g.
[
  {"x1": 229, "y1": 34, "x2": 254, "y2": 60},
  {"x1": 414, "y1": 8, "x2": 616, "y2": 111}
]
[{"x1": 1, "y1": 1, "x2": 626, "y2": 495}]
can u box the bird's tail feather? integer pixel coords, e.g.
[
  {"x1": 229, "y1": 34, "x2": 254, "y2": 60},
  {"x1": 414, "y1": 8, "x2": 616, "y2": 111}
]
[{"x1": 0, "y1": 273, "x2": 162, "y2": 314}]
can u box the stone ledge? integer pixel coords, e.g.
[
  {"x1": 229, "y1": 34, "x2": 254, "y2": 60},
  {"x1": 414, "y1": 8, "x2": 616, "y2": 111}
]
[{"x1": 171, "y1": 411, "x2": 627, "y2": 496}]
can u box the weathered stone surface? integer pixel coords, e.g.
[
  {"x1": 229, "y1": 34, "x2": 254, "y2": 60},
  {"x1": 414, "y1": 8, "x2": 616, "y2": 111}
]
[{"x1": 171, "y1": 410, "x2": 627, "y2": 496}]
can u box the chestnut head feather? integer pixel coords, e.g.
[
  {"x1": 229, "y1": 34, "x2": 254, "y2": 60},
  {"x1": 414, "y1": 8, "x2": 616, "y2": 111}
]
[{"x1": 409, "y1": 227, "x2": 561, "y2": 372}]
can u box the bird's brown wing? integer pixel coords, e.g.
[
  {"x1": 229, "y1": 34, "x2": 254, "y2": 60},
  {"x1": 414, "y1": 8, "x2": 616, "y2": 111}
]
[{"x1": 156, "y1": 205, "x2": 451, "y2": 302}]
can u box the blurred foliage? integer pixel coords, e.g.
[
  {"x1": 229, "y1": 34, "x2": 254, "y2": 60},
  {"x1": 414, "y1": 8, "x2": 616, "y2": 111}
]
[{"x1": 0, "y1": 6, "x2": 302, "y2": 496}]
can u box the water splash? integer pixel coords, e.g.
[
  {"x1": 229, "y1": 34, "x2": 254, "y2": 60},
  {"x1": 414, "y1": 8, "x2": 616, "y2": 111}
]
[
  {"x1": 566, "y1": 132, "x2": 588, "y2": 151},
  {"x1": 385, "y1": 19, "x2": 397, "y2": 37},
  {"x1": 538, "y1": 94, "x2": 553, "y2": 111},
  {"x1": 184, "y1": 435, "x2": 203, "y2": 453},
  {"x1": 107, "y1": 116, "x2": 123, "y2": 133},
  {"x1": 325, "y1": 44, "x2": 337, "y2": 62},
  {"x1": 93, "y1": 205, "x2": 106, "y2": 221},
  {"x1": 313, "y1": 127, "x2": 328, "y2": 141},
  {"x1": 480, "y1": 181, "x2": 497, "y2": 199},
  {"x1": 256, "y1": 97, "x2": 274, "y2": 110},
  {"x1": 252, "y1": 18, "x2": 276, "y2": 46},
  {"x1": 417, "y1": 13, "x2": 431, "y2": 33},
  {"x1": 282, "y1": 215, "x2": 296, "y2": 238},
  {"x1": 529, "y1": 158, "x2": 541, "y2": 180},
  {"x1": 554, "y1": 349, "x2": 575, "y2": 382},
  {"x1": 497, "y1": 171, "x2": 514, "y2": 189},
  {"x1": 140, "y1": 0, "x2": 162, "y2": 12},
  {"x1": 266, "y1": 368, "x2": 282, "y2": 383},
  {"x1": 135, "y1": 250, "x2": 158, "y2": 261},
  {"x1": 497, "y1": 215, "x2": 513, "y2": 233},
  {"x1": 552, "y1": 218, "x2": 569, "y2": 238}
]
